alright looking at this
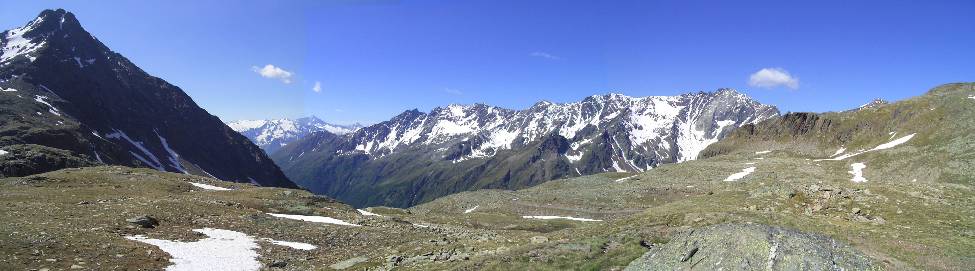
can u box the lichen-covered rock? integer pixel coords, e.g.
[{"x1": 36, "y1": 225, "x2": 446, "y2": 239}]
[{"x1": 624, "y1": 223, "x2": 873, "y2": 270}]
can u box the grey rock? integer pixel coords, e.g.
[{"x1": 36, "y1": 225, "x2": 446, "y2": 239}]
[
  {"x1": 624, "y1": 223, "x2": 873, "y2": 270},
  {"x1": 269, "y1": 260, "x2": 287, "y2": 268},
  {"x1": 385, "y1": 255, "x2": 403, "y2": 268},
  {"x1": 125, "y1": 215, "x2": 159, "y2": 228}
]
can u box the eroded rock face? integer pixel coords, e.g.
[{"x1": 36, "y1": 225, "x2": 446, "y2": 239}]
[{"x1": 624, "y1": 223, "x2": 873, "y2": 270}]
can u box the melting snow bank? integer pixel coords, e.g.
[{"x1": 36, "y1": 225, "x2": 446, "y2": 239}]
[
  {"x1": 0, "y1": 149, "x2": 8, "y2": 156},
  {"x1": 723, "y1": 167, "x2": 756, "y2": 182},
  {"x1": 463, "y1": 206, "x2": 479, "y2": 214},
  {"x1": 755, "y1": 150, "x2": 771, "y2": 155},
  {"x1": 0, "y1": 87, "x2": 16, "y2": 92},
  {"x1": 261, "y1": 238, "x2": 317, "y2": 250},
  {"x1": 522, "y1": 215, "x2": 603, "y2": 222},
  {"x1": 125, "y1": 228, "x2": 261, "y2": 271},
  {"x1": 613, "y1": 175, "x2": 637, "y2": 183},
  {"x1": 188, "y1": 182, "x2": 231, "y2": 191},
  {"x1": 267, "y1": 213, "x2": 359, "y2": 226},
  {"x1": 357, "y1": 209, "x2": 382, "y2": 216},
  {"x1": 873, "y1": 133, "x2": 915, "y2": 150},
  {"x1": 819, "y1": 133, "x2": 916, "y2": 161},
  {"x1": 831, "y1": 147, "x2": 846, "y2": 157},
  {"x1": 849, "y1": 163, "x2": 868, "y2": 183}
]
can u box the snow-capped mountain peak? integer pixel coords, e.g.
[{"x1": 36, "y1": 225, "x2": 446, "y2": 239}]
[{"x1": 228, "y1": 116, "x2": 362, "y2": 154}]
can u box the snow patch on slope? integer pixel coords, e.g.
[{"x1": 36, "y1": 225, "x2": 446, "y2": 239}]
[
  {"x1": 723, "y1": 167, "x2": 756, "y2": 182},
  {"x1": 849, "y1": 163, "x2": 868, "y2": 183},
  {"x1": 106, "y1": 129, "x2": 165, "y2": 171},
  {"x1": 357, "y1": 209, "x2": 382, "y2": 217},
  {"x1": 267, "y1": 213, "x2": 359, "y2": 226},
  {"x1": 125, "y1": 228, "x2": 261, "y2": 271},
  {"x1": 831, "y1": 147, "x2": 846, "y2": 157},
  {"x1": 821, "y1": 133, "x2": 916, "y2": 161},
  {"x1": 261, "y1": 238, "x2": 317, "y2": 250},
  {"x1": 157, "y1": 131, "x2": 187, "y2": 173},
  {"x1": 33, "y1": 95, "x2": 61, "y2": 116},
  {"x1": 189, "y1": 182, "x2": 231, "y2": 191}
]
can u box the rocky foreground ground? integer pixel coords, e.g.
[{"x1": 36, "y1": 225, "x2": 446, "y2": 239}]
[
  {"x1": 2, "y1": 84, "x2": 974, "y2": 270},
  {"x1": 2, "y1": 142, "x2": 972, "y2": 270}
]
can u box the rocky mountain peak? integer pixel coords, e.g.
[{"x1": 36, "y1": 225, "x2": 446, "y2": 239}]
[
  {"x1": 859, "y1": 98, "x2": 888, "y2": 110},
  {"x1": 32, "y1": 9, "x2": 83, "y2": 34},
  {"x1": 1, "y1": 9, "x2": 296, "y2": 188}
]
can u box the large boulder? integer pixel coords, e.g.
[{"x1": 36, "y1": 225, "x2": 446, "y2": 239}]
[{"x1": 625, "y1": 223, "x2": 873, "y2": 270}]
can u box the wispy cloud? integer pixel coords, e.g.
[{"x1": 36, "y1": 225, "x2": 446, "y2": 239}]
[
  {"x1": 748, "y1": 68, "x2": 799, "y2": 89},
  {"x1": 252, "y1": 64, "x2": 294, "y2": 84},
  {"x1": 312, "y1": 81, "x2": 322, "y2": 92},
  {"x1": 444, "y1": 88, "x2": 462, "y2": 95},
  {"x1": 530, "y1": 51, "x2": 562, "y2": 60}
]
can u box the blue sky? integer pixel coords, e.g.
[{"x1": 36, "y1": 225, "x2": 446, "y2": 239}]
[{"x1": 2, "y1": 1, "x2": 973, "y2": 124}]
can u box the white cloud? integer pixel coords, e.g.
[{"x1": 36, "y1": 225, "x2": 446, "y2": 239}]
[
  {"x1": 530, "y1": 51, "x2": 562, "y2": 60},
  {"x1": 748, "y1": 68, "x2": 799, "y2": 89},
  {"x1": 312, "y1": 81, "x2": 322, "y2": 92},
  {"x1": 444, "y1": 88, "x2": 462, "y2": 95},
  {"x1": 252, "y1": 64, "x2": 293, "y2": 84}
]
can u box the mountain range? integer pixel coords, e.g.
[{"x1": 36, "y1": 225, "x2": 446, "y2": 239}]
[
  {"x1": 272, "y1": 90, "x2": 779, "y2": 207},
  {"x1": 0, "y1": 9, "x2": 295, "y2": 187}
]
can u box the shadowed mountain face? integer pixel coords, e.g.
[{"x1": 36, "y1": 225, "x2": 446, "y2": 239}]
[
  {"x1": 274, "y1": 90, "x2": 779, "y2": 207},
  {"x1": 0, "y1": 9, "x2": 295, "y2": 188}
]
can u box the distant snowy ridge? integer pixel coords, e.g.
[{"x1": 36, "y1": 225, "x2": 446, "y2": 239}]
[
  {"x1": 227, "y1": 116, "x2": 362, "y2": 154},
  {"x1": 340, "y1": 89, "x2": 778, "y2": 170}
]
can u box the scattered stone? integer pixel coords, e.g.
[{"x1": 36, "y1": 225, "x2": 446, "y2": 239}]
[
  {"x1": 639, "y1": 240, "x2": 655, "y2": 249},
  {"x1": 386, "y1": 255, "x2": 404, "y2": 268},
  {"x1": 429, "y1": 238, "x2": 450, "y2": 246},
  {"x1": 679, "y1": 247, "x2": 698, "y2": 262},
  {"x1": 126, "y1": 215, "x2": 159, "y2": 228},
  {"x1": 269, "y1": 260, "x2": 287, "y2": 268}
]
